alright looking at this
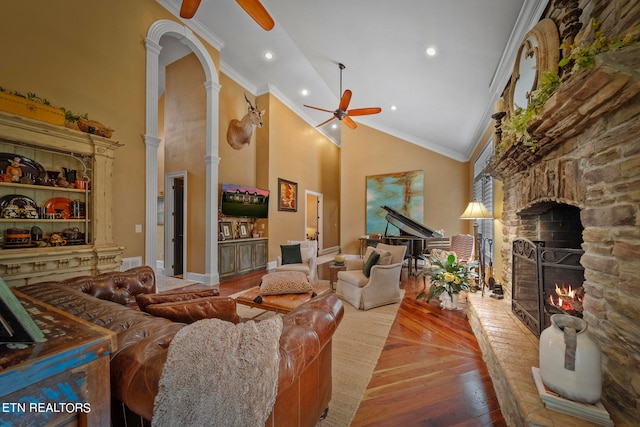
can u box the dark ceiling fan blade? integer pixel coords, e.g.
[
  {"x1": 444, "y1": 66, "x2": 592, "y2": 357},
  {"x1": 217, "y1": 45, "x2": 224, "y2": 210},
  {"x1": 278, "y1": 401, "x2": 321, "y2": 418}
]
[
  {"x1": 343, "y1": 116, "x2": 357, "y2": 130},
  {"x1": 316, "y1": 116, "x2": 337, "y2": 128},
  {"x1": 348, "y1": 107, "x2": 382, "y2": 116},
  {"x1": 236, "y1": 0, "x2": 275, "y2": 31},
  {"x1": 338, "y1": 90, "x2": 352, "y2": 112},
  {"x1": 303, "y1": 105, "x2": 335, "y2": 114},
  {"x1": 180, "y1": 0, "x2": 202, "y2": 18}
]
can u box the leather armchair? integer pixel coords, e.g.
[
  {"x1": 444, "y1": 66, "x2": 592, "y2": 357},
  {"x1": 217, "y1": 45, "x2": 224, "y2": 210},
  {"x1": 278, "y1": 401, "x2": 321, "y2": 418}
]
[
  {"x1": 276, "y1": 239, "x2": 318, "y2": 283},
  {"x1": 336, "y1": 243, "x2": 406, "y2": 310}
]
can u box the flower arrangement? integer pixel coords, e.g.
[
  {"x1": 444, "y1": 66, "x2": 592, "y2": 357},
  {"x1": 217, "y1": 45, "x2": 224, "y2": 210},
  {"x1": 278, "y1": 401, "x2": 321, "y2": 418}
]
[{"x1": 417, "y1": 254, "x2": 478, "y2": 304}]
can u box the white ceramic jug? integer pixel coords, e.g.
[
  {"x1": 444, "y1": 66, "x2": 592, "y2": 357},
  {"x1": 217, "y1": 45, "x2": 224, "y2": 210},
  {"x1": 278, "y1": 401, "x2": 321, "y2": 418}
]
[{"x1": 539, "y1": 314, "x2": 602, "y2": 404}]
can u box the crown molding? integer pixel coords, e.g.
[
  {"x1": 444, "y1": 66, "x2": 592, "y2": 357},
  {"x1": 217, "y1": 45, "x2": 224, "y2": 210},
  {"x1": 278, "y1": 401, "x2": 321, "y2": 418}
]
[{"x1": 155, "y1": 0, "x2": 224, "y2": 51}]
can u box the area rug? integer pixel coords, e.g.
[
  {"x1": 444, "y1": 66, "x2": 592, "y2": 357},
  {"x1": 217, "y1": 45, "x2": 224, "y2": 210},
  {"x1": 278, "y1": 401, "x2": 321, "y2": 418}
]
[
  {"x1": 156, "y1": 275, "x2": 199, "y2": 292},
  {"x1": 318, "y1": 291, "x2": 404, "y2": 426},
  {"x1": 236, "y1": 287, "x2": 403, "y2": 426}
]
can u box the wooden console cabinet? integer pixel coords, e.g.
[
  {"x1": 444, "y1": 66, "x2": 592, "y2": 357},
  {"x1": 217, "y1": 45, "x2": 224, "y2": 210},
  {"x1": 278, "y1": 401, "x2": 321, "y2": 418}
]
[
  {"x1": 219, "y1": 237, "x2": 267, "y2": 278},
  {"x1": 0, "y1": 290, "x2": 116, "y2": 426},
  {"x1": 0, "y1": 112, "x2": 123, "y2": 286}
]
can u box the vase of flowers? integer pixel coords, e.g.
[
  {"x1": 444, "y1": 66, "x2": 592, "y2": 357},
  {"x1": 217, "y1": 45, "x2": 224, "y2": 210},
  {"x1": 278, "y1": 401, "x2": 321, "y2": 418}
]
[{"x1": 417, "y1": 254, "x2": 478, "y2": 310}]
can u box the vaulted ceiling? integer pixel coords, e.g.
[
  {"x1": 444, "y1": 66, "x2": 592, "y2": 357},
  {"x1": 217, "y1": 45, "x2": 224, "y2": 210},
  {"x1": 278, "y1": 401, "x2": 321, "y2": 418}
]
[{"x1": 157, "y1": 0, "x2": 550, "y2": 161}]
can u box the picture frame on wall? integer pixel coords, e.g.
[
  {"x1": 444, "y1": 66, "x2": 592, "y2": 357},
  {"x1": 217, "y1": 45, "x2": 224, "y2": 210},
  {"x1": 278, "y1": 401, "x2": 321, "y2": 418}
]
[
  {"x1": 220, "y1": 221, "x2": 233, "y2": 240},
  {"x1": 239, "y1": 221, "x2": 250, "y2": 238},
  {"x1": 278, "y1": 178, "x2": 298, "y2": 212}
]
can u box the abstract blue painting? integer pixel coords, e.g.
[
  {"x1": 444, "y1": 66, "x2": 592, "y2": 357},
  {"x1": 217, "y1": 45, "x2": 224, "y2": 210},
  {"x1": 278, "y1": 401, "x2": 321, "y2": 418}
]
[{"x1": 366, "y1": 170, "x2": 424, "y2": 235}]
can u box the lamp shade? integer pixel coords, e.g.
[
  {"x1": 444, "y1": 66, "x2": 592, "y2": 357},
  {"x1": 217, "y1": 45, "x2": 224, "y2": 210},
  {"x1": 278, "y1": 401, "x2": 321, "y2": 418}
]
[{"x1": 460, "y1": 201, "x2": 492, "y2": 219}]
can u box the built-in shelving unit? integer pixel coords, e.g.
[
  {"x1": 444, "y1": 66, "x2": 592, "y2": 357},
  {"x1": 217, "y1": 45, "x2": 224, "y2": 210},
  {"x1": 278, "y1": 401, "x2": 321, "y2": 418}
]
[{"x1": 0, "y1": 111, "x2": 123, "y2": 286}]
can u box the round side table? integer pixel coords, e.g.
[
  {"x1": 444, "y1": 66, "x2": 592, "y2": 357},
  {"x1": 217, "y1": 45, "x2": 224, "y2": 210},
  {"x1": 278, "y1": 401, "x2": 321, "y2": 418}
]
[{"x1": 329, "y1": 262, "x2": 346, "y2": 291}]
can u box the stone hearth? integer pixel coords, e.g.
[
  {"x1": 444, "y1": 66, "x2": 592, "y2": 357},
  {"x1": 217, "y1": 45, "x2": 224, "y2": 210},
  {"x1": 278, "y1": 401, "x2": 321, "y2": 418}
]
[{"x1": 467, "y1": 293, "x2": 602, "y2": 426}]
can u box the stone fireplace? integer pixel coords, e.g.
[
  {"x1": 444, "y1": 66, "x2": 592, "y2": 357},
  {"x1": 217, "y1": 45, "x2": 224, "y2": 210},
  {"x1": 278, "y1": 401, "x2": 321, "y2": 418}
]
[{"x1": 476, "y1": 2, "x2": 640, "y2": 425}]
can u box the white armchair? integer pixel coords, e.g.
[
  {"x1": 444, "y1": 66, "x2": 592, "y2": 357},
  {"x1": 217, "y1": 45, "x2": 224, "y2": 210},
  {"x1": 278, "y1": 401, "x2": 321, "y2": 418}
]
[
  {"x1": 336, "y1": 243, "x2": 407, "y2": 310},
  {"x1": 276, "y1": 240, "x2": 318, "y2": 283}
]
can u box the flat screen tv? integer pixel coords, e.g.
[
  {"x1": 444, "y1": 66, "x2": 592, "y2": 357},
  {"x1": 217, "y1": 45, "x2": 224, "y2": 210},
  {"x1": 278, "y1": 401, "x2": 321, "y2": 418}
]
[{"x1": 220, "y1": 183, "x2": 270, "y2": 218}]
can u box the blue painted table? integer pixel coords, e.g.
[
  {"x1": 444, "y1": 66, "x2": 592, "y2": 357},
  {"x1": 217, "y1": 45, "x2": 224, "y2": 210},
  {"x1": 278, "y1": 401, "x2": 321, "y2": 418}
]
[{"x1": 1, "y1": 290, "x2": 116, "y2": 426}]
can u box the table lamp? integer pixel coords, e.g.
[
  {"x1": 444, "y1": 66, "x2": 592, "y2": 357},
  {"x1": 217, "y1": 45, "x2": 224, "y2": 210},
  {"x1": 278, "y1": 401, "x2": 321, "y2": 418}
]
[{"x1": 460, "y1": 201, "x2": 493, "y2": 294}]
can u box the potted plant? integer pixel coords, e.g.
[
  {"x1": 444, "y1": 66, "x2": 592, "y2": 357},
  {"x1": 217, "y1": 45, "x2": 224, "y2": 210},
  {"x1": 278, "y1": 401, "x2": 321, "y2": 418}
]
[{"x1": 417, "y1": 254, "x2": 478, "y2": 310}]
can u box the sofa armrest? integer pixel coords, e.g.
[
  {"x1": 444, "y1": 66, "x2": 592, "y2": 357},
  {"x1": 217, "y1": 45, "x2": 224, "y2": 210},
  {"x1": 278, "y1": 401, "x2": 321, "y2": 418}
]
[
  {"x1": 144, "y1": 296, "x2": 240, "y2": 324},
  {"x1": 276, "y1": 294, "x2": 344, "y2": 390},
  {"x1": 366, "y1": 263, "x2": 403, "y2": 287},
  {"x1": 136, "y1": 289, "x2": 219, "y2": 311}
]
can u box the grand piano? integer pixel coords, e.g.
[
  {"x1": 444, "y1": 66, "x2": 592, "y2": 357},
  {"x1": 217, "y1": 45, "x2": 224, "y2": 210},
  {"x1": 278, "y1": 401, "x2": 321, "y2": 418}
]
[{"x1": 379, "y1": 205, "x2": 446, "y2": 275}]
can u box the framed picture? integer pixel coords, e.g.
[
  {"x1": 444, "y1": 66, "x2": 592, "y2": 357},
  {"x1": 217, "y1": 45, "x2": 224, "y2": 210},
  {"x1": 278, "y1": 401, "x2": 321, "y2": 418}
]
[
  {"x1": 0, "y1": 277, "x2": 45, "y2": 343},
  {"x1": 239, "y1": 221, "x2": 250, "y2": 238},
  {"x1": 220, "y1": 221, "x2": 233, "y2": 240},
  {"x1": 278, "y1": 178, "x2": 298, "y2": 212}
]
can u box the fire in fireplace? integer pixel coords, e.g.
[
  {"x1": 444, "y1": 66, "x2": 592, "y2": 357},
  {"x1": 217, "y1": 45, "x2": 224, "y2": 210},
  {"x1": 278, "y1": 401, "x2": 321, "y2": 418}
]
[{"x1": 548, "y1": 283, "x2": 584, "y2": 315}]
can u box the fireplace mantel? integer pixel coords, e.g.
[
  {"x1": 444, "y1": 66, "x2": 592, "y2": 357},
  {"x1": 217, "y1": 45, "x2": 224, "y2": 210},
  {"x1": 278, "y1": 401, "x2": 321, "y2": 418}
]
[{"x1": 489, "y1": 45, "x2": 640, "y2": 180}]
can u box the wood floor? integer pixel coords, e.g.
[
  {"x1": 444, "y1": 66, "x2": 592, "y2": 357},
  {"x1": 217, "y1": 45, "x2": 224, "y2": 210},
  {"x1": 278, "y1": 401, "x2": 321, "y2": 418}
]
[{"x1": 198, "y1": 263, "x2": 506, "y2": 426}]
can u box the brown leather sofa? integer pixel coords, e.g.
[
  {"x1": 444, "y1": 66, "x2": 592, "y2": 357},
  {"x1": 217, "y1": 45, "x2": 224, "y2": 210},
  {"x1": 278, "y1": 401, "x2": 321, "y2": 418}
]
[{"x1": 18, "y1": 266, "x2": 344, "y2": 427}]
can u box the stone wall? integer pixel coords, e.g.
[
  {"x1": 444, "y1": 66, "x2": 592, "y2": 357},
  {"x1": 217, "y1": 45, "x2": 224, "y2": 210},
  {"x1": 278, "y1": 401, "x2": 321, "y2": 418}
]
[{"x1": 489, "y1": 1, "x2": 640, "y2": 424}]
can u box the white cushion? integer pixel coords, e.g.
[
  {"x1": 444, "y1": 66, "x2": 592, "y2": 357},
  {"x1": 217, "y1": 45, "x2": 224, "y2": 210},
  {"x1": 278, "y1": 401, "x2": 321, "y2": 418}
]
[
  {"x1": 275, "y1": 264, "x2": 310, "y2": 275},
  {"x1": 337, "y1": 270, "x2": 369, "y2": 288}
]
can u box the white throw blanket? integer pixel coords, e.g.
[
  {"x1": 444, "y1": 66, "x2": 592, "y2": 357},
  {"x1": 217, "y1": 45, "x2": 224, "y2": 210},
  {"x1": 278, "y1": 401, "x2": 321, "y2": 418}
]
[{"x1": 152, "y1": 316, "x2": 283, "y2": 427}]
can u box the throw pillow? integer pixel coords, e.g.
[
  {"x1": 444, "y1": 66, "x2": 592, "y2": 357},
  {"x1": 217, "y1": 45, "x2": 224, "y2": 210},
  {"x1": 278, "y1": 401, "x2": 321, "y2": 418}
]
[
  {"x1": 260, "y1": 271, "x2": 313, "y2": 295},
  {"x1": 281, "y1": 244, "x2": 303, "y2": 265},
  {"x1": 363, "y1": 251, "x2": 380, "y2": 278},
  {"x1": 376, "y1": 249, "x2": 393, "y2": 265}
]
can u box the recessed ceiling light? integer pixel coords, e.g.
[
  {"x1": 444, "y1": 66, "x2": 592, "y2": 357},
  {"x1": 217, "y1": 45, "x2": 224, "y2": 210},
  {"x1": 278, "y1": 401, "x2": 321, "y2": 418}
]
[
  {"x1": 264, "y1": 52, "x2": 273, "y2": 60},
  {"x1": 301, "y1": 89, "x2": 309, "y2": 96},
  {"x1": 426, "y1": 47, "x2": 437, "y2": 56},
  {"x1": 331, "y1": 124, "x2": 337, "y2": 129},
  {"x1": 390, "y1": 105, "x2": 397, "y2": 111}
]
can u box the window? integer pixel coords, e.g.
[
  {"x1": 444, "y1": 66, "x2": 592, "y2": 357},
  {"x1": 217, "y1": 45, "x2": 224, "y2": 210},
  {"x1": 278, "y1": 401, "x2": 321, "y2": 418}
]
[{"x1": 473, "y1": 140, "x2": 494, "y2": 267}]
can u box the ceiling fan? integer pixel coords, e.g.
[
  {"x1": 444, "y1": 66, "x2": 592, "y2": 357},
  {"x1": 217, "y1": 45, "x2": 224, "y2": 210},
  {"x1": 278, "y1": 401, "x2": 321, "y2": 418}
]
[
  {"x1": 304, "y1": 63, "x2": 382, "y2": 130},
  {"x1": 179, "y1": 0, "x2": 275, "y2": 31}
]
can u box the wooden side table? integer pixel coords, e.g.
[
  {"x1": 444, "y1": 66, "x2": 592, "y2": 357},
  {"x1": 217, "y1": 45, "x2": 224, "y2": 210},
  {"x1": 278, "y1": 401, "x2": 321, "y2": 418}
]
[
  {"x1": 329, "y1": 262, "x2": 346, "y2": 291},
  {"x1": 0, "y1": 290, "x2": 116, "y2": 426}
]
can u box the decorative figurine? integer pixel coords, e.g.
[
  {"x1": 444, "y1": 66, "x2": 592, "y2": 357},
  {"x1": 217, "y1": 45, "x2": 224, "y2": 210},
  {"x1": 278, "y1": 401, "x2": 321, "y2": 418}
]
[{"x1": 6, "y1": 156, "x2": 24, "y2": 183}]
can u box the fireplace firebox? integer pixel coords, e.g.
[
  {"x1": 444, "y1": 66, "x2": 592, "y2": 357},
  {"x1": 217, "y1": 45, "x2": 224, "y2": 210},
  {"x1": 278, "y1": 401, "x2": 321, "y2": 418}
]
[{"x1": 512, "y1": 238, "x2": 585, "y2": 336}]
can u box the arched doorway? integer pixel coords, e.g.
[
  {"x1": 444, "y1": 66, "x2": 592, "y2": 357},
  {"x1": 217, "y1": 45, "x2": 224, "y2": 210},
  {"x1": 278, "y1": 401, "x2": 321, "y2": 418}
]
[{"x1": 145, "y1": 20, "x2": 221, "y2": 285}]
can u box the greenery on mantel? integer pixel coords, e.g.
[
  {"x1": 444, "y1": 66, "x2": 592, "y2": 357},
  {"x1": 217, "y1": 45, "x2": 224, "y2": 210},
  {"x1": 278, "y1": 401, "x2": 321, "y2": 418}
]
[
  {"x1": 496, "y1": 21, "x2": 639, "y2": 157},
  {"x1": 559, "y1": 21, "x2": 638, "y2": 72},
  {"x1": 497, "y1": 72, "x2": 560, "y2": 154}
]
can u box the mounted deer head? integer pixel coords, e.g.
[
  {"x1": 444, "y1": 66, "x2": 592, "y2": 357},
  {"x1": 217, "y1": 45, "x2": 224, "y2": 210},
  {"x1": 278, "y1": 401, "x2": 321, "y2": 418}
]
[{"x1": 226, "y1": 94, "x2": 265, "y2": 150}]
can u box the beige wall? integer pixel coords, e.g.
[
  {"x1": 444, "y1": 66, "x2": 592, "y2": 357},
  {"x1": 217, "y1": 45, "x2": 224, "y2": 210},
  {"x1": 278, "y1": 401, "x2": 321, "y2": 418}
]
[
  {"x1": 341, "y1": 124, "x2": 470, "y2": 254},
  {"x1": 218, "y1": 74, "x2": 258, "y2": 187},
  {"x1": 165, "y1": 54, "x2": 207, "y2": 273},
  {"x1": 0, "y1": 0, "x2": 196, "y2": 259},
  {"x1": 259, "y1": 94, "x2": 341, "y2": 261}
]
